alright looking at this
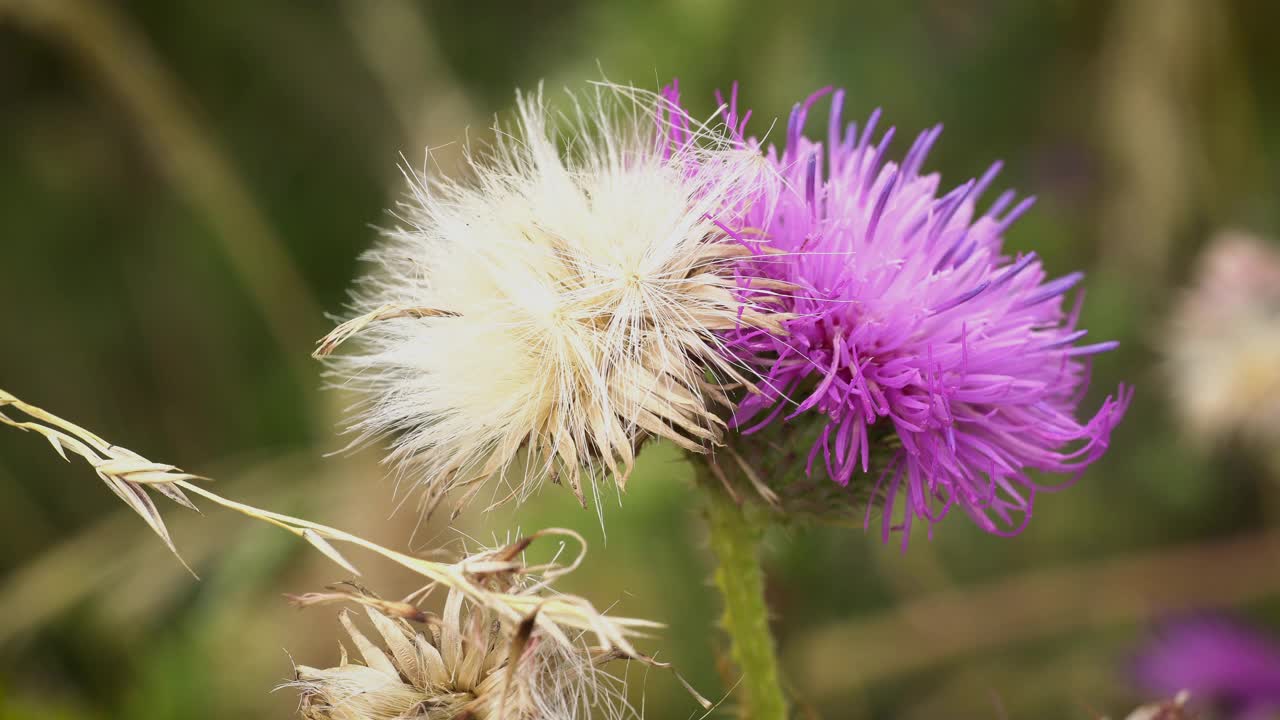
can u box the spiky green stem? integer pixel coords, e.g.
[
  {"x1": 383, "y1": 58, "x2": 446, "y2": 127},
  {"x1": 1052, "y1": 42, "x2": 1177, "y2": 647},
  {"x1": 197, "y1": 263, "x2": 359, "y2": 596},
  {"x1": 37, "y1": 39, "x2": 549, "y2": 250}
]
[{"x1": 697, "y1": 461, "x2": 788, "y2": 720}]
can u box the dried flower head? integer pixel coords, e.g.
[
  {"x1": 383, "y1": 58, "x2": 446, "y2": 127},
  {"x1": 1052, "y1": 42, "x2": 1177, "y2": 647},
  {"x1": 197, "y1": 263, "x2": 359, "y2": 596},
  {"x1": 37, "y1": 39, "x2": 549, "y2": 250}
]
[
  {"x1": 287, "y1": 532, "x2": 663, "y2": 720},
  {"x1": 1166, "y1": 231, "x2": 1280, "y2": 449},
  {"x1": 710, "y1": 87, "x2": 1130, "y2": 541},
  {"x1": 320, "y1": 84, "x2": 778, "y2": 516},
  {"x1": 291, "y1": 591, "x2": 626, "y2": 720}
]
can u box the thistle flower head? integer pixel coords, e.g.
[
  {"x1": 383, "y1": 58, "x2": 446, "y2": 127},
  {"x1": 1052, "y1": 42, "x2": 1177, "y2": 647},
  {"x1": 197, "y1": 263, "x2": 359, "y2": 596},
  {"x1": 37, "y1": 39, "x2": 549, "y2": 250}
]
[
  {"x1": 712, "y1": 87, "x2": 1130, "y2": 541},
  {"x1": 322, "y1": 84, "x2": 776, "y2": 515},
  {"x1": 1166, "y1": 231, "x2": 1280, "y2": 449}
]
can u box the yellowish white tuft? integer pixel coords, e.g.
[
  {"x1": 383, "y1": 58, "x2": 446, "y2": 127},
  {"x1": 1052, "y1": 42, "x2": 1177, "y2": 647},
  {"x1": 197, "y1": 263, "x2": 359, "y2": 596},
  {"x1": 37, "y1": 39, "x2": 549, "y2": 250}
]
[
  {"x1": 1166, "y1": 231, "x2": 1280, "y2": 448},
  {"x1": 322, "y1": 84, "x2": 778, "y2": 515},
  {"x1": 292, "y1": 599, "x2": 625, "y2": 720},
  {"x1": 288, "y1": 535, "x2": 644, "y2": 720}
]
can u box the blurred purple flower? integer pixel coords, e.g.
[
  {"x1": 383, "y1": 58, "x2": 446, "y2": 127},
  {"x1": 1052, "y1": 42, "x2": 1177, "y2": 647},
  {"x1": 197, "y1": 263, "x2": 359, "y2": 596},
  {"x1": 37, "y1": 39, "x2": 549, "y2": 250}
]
[
  {"x1": 1136, "y1": 616, "x2": 1280, "y2": 720},
  {"x1": 711, "y1": 86, "x2": 1130, "y2": 543}
]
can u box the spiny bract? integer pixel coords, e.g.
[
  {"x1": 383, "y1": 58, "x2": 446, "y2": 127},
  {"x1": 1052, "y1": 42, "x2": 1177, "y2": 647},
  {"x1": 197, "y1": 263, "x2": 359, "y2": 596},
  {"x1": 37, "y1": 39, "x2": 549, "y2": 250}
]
[{"x1": 291, "y1": 586, "x2": 629, "y2": 720}]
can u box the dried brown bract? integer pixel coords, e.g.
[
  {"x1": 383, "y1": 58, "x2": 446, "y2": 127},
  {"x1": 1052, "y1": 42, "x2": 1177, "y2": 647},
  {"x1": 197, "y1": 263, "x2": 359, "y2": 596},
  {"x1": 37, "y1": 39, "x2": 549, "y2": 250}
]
[{"x1": 286, "y1": 538, "x2": 651, "y2": 720}]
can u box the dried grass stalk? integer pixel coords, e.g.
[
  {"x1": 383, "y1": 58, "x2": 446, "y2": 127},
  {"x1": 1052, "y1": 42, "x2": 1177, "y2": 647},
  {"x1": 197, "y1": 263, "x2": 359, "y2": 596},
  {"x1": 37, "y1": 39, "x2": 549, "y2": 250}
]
[{"x1": 0, "y1": 387, "x2": 654, "y2": 656}]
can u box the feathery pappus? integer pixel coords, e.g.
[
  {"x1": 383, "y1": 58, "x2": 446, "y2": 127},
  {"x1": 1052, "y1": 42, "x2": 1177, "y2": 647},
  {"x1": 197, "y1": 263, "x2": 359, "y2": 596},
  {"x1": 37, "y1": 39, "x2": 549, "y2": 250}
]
[{"x1": 319, "y1": 84, "x2": 780, "y2": 516}]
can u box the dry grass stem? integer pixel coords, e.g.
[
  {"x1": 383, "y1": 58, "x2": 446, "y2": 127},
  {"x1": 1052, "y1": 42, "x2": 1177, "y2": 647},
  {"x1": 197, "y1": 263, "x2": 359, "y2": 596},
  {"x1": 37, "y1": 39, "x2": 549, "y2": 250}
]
[{"x1": 0, "y1": 387, "x2": 655, "y2": 657}]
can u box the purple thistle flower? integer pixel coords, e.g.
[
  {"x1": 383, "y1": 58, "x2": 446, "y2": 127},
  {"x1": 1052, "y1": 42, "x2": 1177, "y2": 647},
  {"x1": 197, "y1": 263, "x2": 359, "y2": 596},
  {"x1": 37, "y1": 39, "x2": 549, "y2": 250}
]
[
  {"x1": 1135, "y1": 616, "x2": 1280, "y2": 720},
  {"x1": 715, "y1": 86, "x2": 1131, "y2": 543}
]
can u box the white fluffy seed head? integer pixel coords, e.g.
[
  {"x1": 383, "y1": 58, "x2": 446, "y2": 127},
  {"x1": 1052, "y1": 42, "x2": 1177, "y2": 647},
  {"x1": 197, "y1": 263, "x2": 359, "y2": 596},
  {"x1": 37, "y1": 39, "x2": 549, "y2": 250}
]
[{"x1": 325, "y1": 84, "x2": 778, "y2": 515}]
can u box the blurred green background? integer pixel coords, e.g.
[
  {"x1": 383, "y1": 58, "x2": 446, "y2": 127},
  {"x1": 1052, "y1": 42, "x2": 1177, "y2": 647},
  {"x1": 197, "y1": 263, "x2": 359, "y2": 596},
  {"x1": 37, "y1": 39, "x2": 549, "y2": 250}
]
[{"x1": 2, "y1": 1, "x2": 1279, "y2": 718}]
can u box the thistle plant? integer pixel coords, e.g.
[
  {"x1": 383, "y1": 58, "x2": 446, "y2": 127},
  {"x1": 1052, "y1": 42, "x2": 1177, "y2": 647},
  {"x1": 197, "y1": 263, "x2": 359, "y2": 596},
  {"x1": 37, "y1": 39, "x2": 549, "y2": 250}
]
[
  {"x1": 1, "y1": 80, "x2": 1133, "y2": 720},
  {"x1": 0, "y1": 51, "x2": 1140, "y2": 714},
  {"x1": 678, "y1": 85, "x2": 1130, "y2": 719},
  {"x1": 308, "y1": 81, "x2": 1132, "y2": 720}
]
